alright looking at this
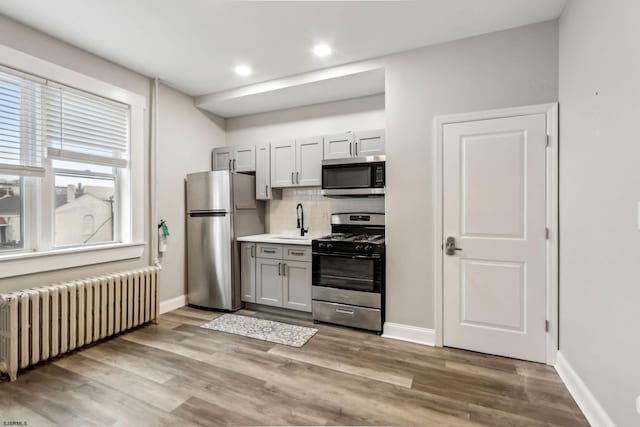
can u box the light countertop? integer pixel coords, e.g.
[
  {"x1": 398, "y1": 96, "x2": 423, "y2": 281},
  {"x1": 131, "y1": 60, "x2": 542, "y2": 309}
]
[{"x1": 237, "y1": 233, "x2": 319, "y2": 246}]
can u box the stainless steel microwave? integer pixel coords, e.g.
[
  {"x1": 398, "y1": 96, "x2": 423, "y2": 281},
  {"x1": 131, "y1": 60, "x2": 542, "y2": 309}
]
[{"x1": 321, "y1": 156, "x2": 385, "y2": 197}]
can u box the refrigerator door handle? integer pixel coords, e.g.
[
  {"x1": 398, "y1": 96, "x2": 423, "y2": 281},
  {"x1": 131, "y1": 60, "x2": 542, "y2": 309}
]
[{"x1": 189, "y1": 210, "x2": 228, "y2": 218}]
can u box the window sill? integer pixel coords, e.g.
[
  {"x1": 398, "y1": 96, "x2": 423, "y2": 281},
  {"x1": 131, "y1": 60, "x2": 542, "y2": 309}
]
[{"x1": 0, "y1": 242, "x2": 146, "y2": 279}]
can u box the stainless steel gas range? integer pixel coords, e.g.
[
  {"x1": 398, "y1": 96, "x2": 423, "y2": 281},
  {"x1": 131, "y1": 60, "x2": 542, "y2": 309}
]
[{"x1": 311, "y1": 213, "x2": 385, "y2": 333}]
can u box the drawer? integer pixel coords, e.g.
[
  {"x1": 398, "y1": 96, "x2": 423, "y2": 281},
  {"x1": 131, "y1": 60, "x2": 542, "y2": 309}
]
[
  {"x1": 283, "y1": 245, "x2": 311, "y2": 262},
  {"x1": 312, "y1": 300, "x2": 382, "y2": 332},
  {"x1": 256, "y1": 244, "x2": 283, "y2": 259},
  {"x1": 312, "y1": 286, "x2": 381, "y2": 309}
]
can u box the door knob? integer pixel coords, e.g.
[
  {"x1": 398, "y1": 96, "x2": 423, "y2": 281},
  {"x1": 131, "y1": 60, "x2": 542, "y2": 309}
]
[{"x1": 445, "y1": 236, "x2": 463, "y2": 256}]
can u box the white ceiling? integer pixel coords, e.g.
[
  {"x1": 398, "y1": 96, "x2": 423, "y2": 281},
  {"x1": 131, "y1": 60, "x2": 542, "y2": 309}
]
[{"x1": 0, "y1": 0, "x2": 566, "y2": 98}]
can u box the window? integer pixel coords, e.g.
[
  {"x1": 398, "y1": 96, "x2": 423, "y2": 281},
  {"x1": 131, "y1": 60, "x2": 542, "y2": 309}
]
[
  {"x1": 0, "y1": 64, "x2": 131, "y2": 254},
  {"x1": 0, "y1": 175, "x2": 23, "y2": 251},
  {"x1": 53, "y1": 160, "x2": 117, "y2": 246}
]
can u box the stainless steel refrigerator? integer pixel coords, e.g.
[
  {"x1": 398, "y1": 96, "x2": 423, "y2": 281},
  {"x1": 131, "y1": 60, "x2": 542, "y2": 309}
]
[{"x1": 186, "y1": 170, "x2": 264, "y2": 310}]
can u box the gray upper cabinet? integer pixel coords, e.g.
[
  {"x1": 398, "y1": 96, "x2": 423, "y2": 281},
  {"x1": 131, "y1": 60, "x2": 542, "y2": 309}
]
[
  {"x1": 271, "y1": 138, "x2": 322, "y2": 188},
  {"x1": 212, "y1": 147, "x2": 234, "y2": 170},
  {"x1": 354, "y1": 129, "x2": 385, "y2": 157},
  {"x1": 255, "y1": 143, "x2": 271, "y2": 200},
  {"x1": 295, "y1": 136, "x2": 323, "y2": 186},
  {"x1": 270, "y1": 140, "x2": 296, "y2": 188},
  {"x1": 234, "y1": 145, "x2": 255, "y2": 172},
  {"x1": 323, "y1": 132, "x2": 354, "y2": 160},
  {"x1": 212, "y1": 145, "x2": 256, "y2": 172}
]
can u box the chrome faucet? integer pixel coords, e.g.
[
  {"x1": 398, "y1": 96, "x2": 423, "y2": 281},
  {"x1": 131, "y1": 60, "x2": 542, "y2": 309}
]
[{"x1": 296, "y1": 203, "x2": 309, "y2": 236}]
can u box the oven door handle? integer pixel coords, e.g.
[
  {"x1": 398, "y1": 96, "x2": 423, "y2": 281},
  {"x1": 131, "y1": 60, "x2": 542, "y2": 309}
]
[{"x1": 312, "y1": 252, "x2": 382, "y2": 260}]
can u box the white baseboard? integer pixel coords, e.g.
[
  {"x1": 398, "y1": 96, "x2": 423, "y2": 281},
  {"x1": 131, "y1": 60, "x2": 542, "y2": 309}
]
[
  {"x1": 555, "y1": 351, "x2": 615, "y2": 427},
  {"x1": 159, "y1": 294, "x2": 187, "y2": 314},
  {"x1": 382, "y1": 322, "x2": 435, "y2": 346}
]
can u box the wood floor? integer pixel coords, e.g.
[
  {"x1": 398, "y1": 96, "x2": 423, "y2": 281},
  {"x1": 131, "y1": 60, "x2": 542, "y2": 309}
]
[{"x1": 0, "y1": 306, "x2": 587, "y2": 427}]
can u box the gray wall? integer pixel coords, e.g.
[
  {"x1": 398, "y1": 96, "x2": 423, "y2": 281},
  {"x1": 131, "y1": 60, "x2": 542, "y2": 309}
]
[
  {"x1": 0, "y1": 15, "x2": 152, "y2": 293},
  {"x1": 383, "y1": 20, "x2": 558, "y2": 329},
  {"x1": 156, "y1": 83, "x2": 226, "y2": 301},
  {"x1": 559, "y1": 1, "x2": 640, "y2": 425}
]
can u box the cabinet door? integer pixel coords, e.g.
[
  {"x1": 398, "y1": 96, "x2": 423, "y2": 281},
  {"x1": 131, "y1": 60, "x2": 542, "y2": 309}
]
[
  {"x1": 255, "y1": 143, "x2": 271, "y2": 200},
  {"x1": 256, "y1": 258, "x2": 283, "y2": 307},
  {"x1": 270, "y1": 140, "x2": 296, "y2": 188},
  {"x1": 234, "y1": 145, "x2": 255, "y2": 172},
  {"x1": 295, "y1": 136, "x2": 323, "y2": 186},
  {"x1": 241, "y1": 243, "x2": 256, "y2": 303},
  {"x1": 323, "y1": 133, "x2": 353, "y2": 160},
  {"x1": 212, "y1": 147, "x2": 233, "y2": 170},
  {"x1": 354, "y1": 129, "x2": 385, "y2": 157},
  {"x1": 282, "y1": 261, "x2": 312, "y2": 312}
]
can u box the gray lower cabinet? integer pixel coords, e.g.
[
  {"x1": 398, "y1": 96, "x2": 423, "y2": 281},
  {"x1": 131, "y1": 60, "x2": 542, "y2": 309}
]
[
  {"x1": 282, "y1": 260, "x2": 312, "y2": 312},
  {"x1": 241, "y1": 242, "x2": 256, "y2": 303},
  {"x1": 242, "y1": 242, "x2": 312, "y2": 312},
  {"x1": 256, "y1": 258, "x2": 283, "y2": 307}
]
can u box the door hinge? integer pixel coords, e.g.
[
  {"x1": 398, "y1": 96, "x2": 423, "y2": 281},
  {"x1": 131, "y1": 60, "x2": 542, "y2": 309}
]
[
  {"x1": 545, "y1": 228, "x2": 550, "y2": 240},
  {"x1": 545, "y1": 320, "x2": 550, "y2": 332}
]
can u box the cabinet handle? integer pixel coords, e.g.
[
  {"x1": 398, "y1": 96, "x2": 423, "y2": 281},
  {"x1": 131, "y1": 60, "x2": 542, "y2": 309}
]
[
  {"x1": 291, "y1": 172, "x2": 294, "y2": 184},
  {"x1": 263, "y1": 249, "x2": 276, "y2": 254},
  {"x1": 336, "y1": 308, "x2": 355, "y2": 315},
  {"x1": 265, "y1": 184, "x2": 269, "y2": 197},
  {"x1": 228, "y1": 159, "x2": 232, "y2": 170},
  {"x1": 290, "y1": 251, "x2": 305, "y2": 256},
  {"x1": 296, "y1": 171, "x2": 299, "y2": 184},
  {"x1": 355, "y1": 141, "x2": 358, "y2": 156},
  {"x1": 349, "y1": 142, "x2": 352, "y2": 156},
  {"x1": 233, "y1": 159, "x2": 236, "y2": 170},
  {"x1": 251, "y1": 245, "x2": 255, "y2": 258},
  {"x1": 282, "y1": 263, "x2": 287, "y2": 276},
  {"x1": 278, "y1": 262, "x2": 282, "y2": 276}
]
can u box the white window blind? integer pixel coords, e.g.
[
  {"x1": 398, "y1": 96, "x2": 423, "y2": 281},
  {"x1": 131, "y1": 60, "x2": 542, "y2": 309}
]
[
  {"x1": 46, "y1": 83, "x2": 130, "y2": 168},
  {"x1": 0, "y1": 66, "x2": 46, "y2": 177}
]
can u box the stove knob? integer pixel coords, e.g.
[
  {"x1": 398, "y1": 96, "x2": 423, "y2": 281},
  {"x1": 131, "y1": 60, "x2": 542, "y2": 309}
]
[
  {"x1": 355, "y1": 244, "x2": 363, "y2": 251},
  {"x1": 326, "y1": 243, "x2": 334, "y2": 250},
  {"x1": 318, "y1": 243, "x2": 326, "y2": 249},
  {"x1": 364, "y1": 245, "x2": 373, "y2": 253}
]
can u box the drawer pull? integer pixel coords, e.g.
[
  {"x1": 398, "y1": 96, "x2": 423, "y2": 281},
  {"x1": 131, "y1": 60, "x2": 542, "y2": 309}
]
[
  {"x1": 262, "y1": 249, "x2": 276, "y2": 254},
  {"x1": 290, "y1": 251, "x2": 305, "y2": 256},
  {"x1": 335, "y1": 308, "x2": 355, "y2": 315}
]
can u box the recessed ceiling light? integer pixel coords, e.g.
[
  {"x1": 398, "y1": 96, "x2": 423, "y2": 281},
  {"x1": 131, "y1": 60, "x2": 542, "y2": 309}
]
[
  {"x1": 313, "y1": 44, "x2": 332, "y2": 57},
  {"x1": 234, "y1": 65, "x2": 252, "y2": 76}
]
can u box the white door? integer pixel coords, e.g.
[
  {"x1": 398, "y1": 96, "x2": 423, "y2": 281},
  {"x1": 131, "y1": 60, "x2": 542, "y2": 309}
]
[
  {"x1": 255, "y1": 143, "x2": 270, "y2": 200},
  {"x1": 234, "y1": 145, "x2": 255, "y2": 172},
  {"x1": 212, "y1": 147, "x2": 233, "y2": 171},
  {"x1": 443, "y1": 113, "x2": 547, "y2": 363},
  {"x1": 256, "y1": 258, "x2": 283, "y2": 307},
  {"x1": 323, "y1": 133, "x2": 353, "y2": 160},
  {"x1": 354, "y1": 129, "x2": 385, "y2": 157},
  {"x1": 295, "y1": 136, "x2": 323, "y2": 186},
  {"x1": 270, "y1": 140, "x2": 295, "y2": 188}
]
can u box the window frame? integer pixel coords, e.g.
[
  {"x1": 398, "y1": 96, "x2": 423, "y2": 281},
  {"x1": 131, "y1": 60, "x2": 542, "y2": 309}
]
[{"x1": 0, "y1": 44, "x2": 146, "y2": 278}]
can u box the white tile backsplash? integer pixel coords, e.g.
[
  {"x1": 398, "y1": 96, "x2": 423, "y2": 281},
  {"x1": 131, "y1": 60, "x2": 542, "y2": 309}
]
[{"x1": 266, "y1": 188, "x2": 384, "y2": 236}]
